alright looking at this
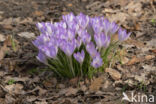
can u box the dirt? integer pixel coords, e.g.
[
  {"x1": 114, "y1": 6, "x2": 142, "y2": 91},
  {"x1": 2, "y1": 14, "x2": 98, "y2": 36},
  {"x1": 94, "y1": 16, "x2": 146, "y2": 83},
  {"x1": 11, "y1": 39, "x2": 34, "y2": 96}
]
[{"x1": 0, "y1": 0, "x2": 156, "y2": 104}]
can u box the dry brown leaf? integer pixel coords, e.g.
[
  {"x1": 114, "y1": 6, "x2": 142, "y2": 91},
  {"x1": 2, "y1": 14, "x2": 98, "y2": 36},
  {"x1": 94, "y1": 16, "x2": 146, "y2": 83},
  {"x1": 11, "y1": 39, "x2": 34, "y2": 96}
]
[
  {"x1": 105, "y1": 68, "x2": 122, "y2": 81},
  {"x1": 18, "y1": 32, "x2": 35, "y2": 39},
  {"x1": 125, "y1": 39, "x2": 144, "y2": 48},
  {"x1": 0, "y1": 34, "x2": 5, "y2": 42},
  {"x1": 69, "y1": 77, "x2": 79, "y2": 85},
  {"x1": 0, "y1": 98, "x2": 6, "y2": 104},
  {"x1": 67, "y1": 3, "x2": 73, "y2": 7},
  {"x1": 5, "y1": 94, "x2": 15, "y2": 104},
  {"x1": 135, "y1": 23, "x2": 141, "y2": 30},
  {"x1": 5, "y1": 83, "x2": 25, "y2": 95},
  {"x1": 3, "y1": 25, "x2": 13, "y2": 30},
  {"x1": 151, "y1": 49, "x2": 156, "y2": 54},
  {"x1": 145, "y1": 55, "x2": 155, "y2": 60},
  {"x1": 34, "y1": 11, "x2": 44, "y2": 16},
  {"x1": 127, "y1": 56, "x2": 140, "y2": 65},
  {"x1": 89, "y1": 76, "x2": 103, "y2": 91},
  {"x1": 0, "y1": 45, "x2": 9, "y2": 60},
  {"x1": 4, "y1": 35, "x2": 12, "y2": 47},
  {"x1": 35, "y1": 100, "x2": 48, "y2": 104},
  {"x1": 65, "y1": 87, "x2": 78, "y2": 96}
]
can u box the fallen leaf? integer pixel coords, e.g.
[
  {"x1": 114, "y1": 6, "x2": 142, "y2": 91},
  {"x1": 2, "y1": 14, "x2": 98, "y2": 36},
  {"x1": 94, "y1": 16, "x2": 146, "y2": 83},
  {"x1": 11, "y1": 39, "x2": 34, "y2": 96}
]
[
  {"x1": 3, "y1": 25, "x2": 13, "y2": 30},
  {"x1": 146, "y1": 38, "x2": 156, "y2": 47},
  {"x1": 0, "y1": 98, "x2": 5, "y2": 104},
  {"x1": 145, "y1": 55, "x2": 155, "y2": 60},
  {"x1": 105, "y1": 68, "x2": 122, "y2": 80},
  {"x1": 34, "y1": 11, "x2": 44, "y2": 17},
  {"x1": 125, "y1": 39, "x2": 144, "y2": 48},
  {"x1": 69, "y1": 77, "x2": 78, "y2": 85},
  {"x1": 0, "y1": 34, "x2": 6, "y2": 42},
  {"x1": 127, "y1": 56, "x2": 141, "y2": 65},
  {"x1": 5, "y1": 94, "x2": 15, "y2": 104},
  {"x1": 67, "y1": 3, "x2": 73, "y2": 7},
  {"x1": 0, "y1": 45, "x2": 9, "y2": 60},
  {"x1": 35, "y1": 100, "x2": 47, "y2": 104},
  {"x1": 18, "y1": 32, "x2": 35, "y2": 39},
  {"x1": 124, "y1": 79, "x2": 136, "y2": 87},
  {"x1": 151, "y1": 49, "x2": 156, "y2": 54},
  {"x1": 80, "y1": 85, "x2": 87, "y2": 92},
  {"x1": 4, "y1": 35, "x2": 12, "y2": 46},
  {"x1": 89, "y1": 76, "x2": 103, "y2": 91},
  {"x1": 5, "y1": 83, "x2": 25, "y2": 95},
  {"x1": 109, "y1": 12, "x2": 129, "y2": 24},
  {"x1": 135, "y1": 73, "x2": 150, "y2": 85},
  {"x1": 19, "y1": 17, "x2": 33, "y2": 24},
  {"x1": 59, "y1": 87, "x2": 78, "y2": 96},
  {"x1": 65, "y1": 87, "x2": 78, "y2": 96}
]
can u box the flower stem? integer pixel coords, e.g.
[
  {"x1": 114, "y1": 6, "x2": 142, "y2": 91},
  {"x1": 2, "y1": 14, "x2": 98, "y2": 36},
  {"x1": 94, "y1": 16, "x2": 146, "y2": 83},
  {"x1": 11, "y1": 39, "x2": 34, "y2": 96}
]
[{"x1": 69, "y1": 56, "x2": 75, "y2": 77}]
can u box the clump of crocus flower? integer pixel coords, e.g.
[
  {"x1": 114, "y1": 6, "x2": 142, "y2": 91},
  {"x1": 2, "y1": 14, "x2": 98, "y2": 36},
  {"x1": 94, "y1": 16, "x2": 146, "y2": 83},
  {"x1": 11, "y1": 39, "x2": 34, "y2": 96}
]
[{"x1": 33, "y1": 13, "x2": 131, "y2": 78}]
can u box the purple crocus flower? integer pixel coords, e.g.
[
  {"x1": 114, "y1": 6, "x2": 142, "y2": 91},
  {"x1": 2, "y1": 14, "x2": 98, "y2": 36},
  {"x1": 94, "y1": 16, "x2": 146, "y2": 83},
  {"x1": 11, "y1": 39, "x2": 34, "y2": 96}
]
[
  {"x1": 91, "y1": 53, "x2": 103, "y2": 68},
  {"x1": 36, "y1": 22, "x2": 46, "y2": 33},
  {"x1": 62, "y1": 13, "x2": 78, "y2": 30},
  {"x1": 91, "y1": 17, "x2": 103, "y2": 34},
  {"x1": 60, "y1": 40, "x2": 76, "y2": 56},
  {"x1": 74, "y1": 50, "x2": 85, "y2": 63},
  {"x1": 109, "y1": 22, "x2": 118, "y2": 35},
  {"x1": 41, "y1": 44, "x2": 58, "y2": 59},
  {"x1": 86, "y1": 42, "x2": 97, "y2": 58},
  {"x1": 118, "y1": 28, "x2": 131, "y2": 41},
  {"x1": 76, "y1": 36, "x2": 82, "y2": 48},
  {"x1": 37, "y1": 51, "x2": 47, "y2": 64},
  {"x1": 67, "y1": 29, "x2": 76, "y2": 40},
  {"x1": 103, "y1": 19, "x2": 111, "y2": 35},
  {"x1": 76, "y1": 13, "x2": 89, "y2": 29},
  {"x1": 80, "y1": 30, "x2": 91, "y2": 44},
  {"x1": 94, "y1": 33, "x2": 111, "y2": 49}
]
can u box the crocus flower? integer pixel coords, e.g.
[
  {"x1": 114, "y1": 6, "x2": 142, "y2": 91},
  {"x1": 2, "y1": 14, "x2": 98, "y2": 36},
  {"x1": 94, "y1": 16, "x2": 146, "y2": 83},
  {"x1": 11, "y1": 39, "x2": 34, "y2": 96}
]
[
  {"x1": 36, "y1": 22, "x2": 46, "y2": 33},
  {"x1": 91, "y1": 17, "x2": 103, "y2": 34},
  {"x1": 74, "y1": 50, "x2": 85, "y2": 63},
  {"x1": 76, "y1": 36, "x2": 82, "y2": 48},
  {"x1": 41, "y1": 45, "x2": 58, "y2": 59},
  {"x1": 109, "y1": 22, "x2": 118, "y2": 35},
  {"x1": 86, "y1": 42, "x2": 97, "y2": 58},
  {"x1": 118, "y1": 28, "x2": 131, "y2": 41},
  {"x1": 37, "y1": 51, "x2": 47, "y2": 64},
  {"x1": 60, "y1": 40, "x2": 76, "y2": 56},
  {"x1": 91, "y1": 53, "x2": 103, "y2": 68},
  {"x1": 103, "y1": 19, "x2": 111, "y2": 35},
  {"x1": 76, "y1": 13, "x2": 89, "y2": 29},
  {"x1": 94, "y1": 33, "x2": 111, "y2": 49},
  {"x1": 81, "y1": 30, "x2": 91, "y2": 44}
]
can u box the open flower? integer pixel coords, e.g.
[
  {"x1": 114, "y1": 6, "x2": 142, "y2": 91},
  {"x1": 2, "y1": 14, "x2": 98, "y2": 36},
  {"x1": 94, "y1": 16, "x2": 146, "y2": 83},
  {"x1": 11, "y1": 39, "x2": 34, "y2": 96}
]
[
  {"x1": 86, "y1": 42, "x2": 97, "y2": 58},
  {"x1": 76, "y1": 13, "x2": 90, "y2": 29},
  {"x1": 37, "y1": 51, "x2": 47, "y2": 64},
  {"x1": 91, "y1": 53, "x2": 103, "y2": 68},
  {"x1": 74, "y1": 50, "x2": 85, "y2": 64},
  {"x1": 60, "y1": 40, "x2": 76, "y2": 56},
  {"x1": 94, "y1": 32, "x2": 110, "y2": 49},
  {"x1": 118, "y1": 28, "x2": 131, "y2": 41}
]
